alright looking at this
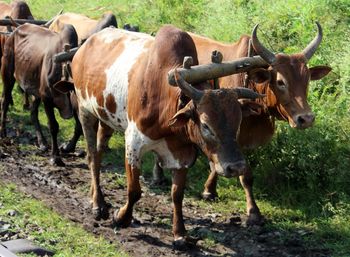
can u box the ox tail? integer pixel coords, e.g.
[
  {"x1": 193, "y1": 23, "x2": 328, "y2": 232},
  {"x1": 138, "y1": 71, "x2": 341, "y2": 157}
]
[{"x1": 1, "y1": 33, "x2": 16, "y2": 106}]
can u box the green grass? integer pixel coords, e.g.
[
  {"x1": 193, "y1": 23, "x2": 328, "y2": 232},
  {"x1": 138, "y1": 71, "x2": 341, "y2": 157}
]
[
  {"x1": 0, "y1": 183, "x2": 129, "y2": 257},
  {"x1": 1, "y1": 0, "x2": 349, "y2": 256}
]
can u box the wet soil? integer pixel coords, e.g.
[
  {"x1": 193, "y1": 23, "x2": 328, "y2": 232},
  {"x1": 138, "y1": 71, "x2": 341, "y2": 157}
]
[{"x1": 0, "y1": 128, "x2": 331, "y2": 257}]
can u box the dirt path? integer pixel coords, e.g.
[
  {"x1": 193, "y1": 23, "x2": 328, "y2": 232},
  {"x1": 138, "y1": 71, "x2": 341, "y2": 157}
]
[{"x1": 0, "y1": 135, "x2": 330, "y2": 257}]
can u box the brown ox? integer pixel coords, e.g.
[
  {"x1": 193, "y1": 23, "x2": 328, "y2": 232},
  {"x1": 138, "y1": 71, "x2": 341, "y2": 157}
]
[
  {"x1": 0, "y1": 23, "x2": 78, "y2": 166},
  {"x1": 49, "y1": 12, "x2": 117, "y2": 45},
  {"x1": 48, "y1": 12, "x2": 118, "y2": 154},
  {"x1": 153, "y1": 23, "x2": 332, "y2": 224},
  {"x1": 60, "y1": 25, "x2": 262, "y2": 245},
  {"x1": 0, "y1": 1, "x2": 34, "y2": 108}
]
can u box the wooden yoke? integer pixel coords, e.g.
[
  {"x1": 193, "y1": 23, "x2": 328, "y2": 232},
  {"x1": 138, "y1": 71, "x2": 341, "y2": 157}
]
[
  {"x1": 168, "y1": 55, "x2": 267, "y2": 86},
  {"x1": 0, "y1": 18, "x2": 48, "y2": 26}
]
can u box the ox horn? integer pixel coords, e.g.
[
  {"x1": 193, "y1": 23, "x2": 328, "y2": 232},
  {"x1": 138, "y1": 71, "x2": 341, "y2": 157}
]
[
  {"x1": 43, "y1": 9, "x2": 63, "y2": 27},
  {"x1": 302, "y1": 22, "x2": 322, "y2": 61},
  {"x1": 234, "y1": 87, "x2": 265, "y2": 99},
  {"x1": 174, "y1": 68, "x2": 203, "y2": 103},
  {"x1": 251, "y1": 24, "x2": 276, "y2": 65}
]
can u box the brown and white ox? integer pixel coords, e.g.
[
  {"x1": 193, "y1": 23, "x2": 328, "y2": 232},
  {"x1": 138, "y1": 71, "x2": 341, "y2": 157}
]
[
  {"x1": 49, "y1": 12, "x2": 117, "y2": 45},
  {"x1": 0, "y1": 23, "x2": 78, "y2": 166},
  {"x1": 60, "y1": 25, "x2": 263, "y2": 245},
  {"x1": 152, "y1": 23, "x2": 332, "y2": 225}
]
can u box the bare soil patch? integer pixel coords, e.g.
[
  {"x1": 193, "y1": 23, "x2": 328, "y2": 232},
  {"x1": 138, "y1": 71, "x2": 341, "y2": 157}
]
[{"x1": 0, "y1": 129, "x2": 330, "y2": 257}]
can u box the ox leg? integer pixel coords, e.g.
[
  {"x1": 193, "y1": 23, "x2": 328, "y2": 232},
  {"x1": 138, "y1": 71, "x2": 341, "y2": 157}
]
[
  {"x1": 114, "y1": 159, "x2": 142, "y2": 228},
  {"x1": 240, "y1": 166, "x2": 263, "y2": 225},
  {"x1": 60, "y1": 110, "x2": 83, "y2": 153},
  {"x1": 0, "y1": 64, "x2": 15, "y2": 138},
  {"x1": 22, "y1": 90, "x2": 31, "y2": 111},
  {"x1": 31, "y1": 97, "x2": 48, "y2": 151},
  {"x1": 202, "y1": 162, "x2": 219, "y2": 200},
  {"x1": 171, "y1": 169, "x2": 187, "y2": 243},
  {"x1": 152, "y1": 157, "x2": 167, "y2": 185},
  {"x1": 61, "y1": 93, "x2": 83, "y2": 153},
  {"x1": 80, "y1": 109, "x2": 108, "y2": 220},
  {"x1": 42, "y1": 98, "x2": 64, "y2": 166}
]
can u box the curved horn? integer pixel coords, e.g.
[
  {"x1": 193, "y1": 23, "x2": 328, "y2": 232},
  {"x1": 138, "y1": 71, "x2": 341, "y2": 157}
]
[
  {"x1": 43, "y1": 9, "x2": 63, "y2": 27},
  {"x1": 174, "y1": 69, "x2": 203, "y2": 103},
  {"x1": 234, "y1": 87, "x2": 265, "y2": 99},
  {"x1": 302, "y1": 22, "x2": 322, "y2": 61},
  {"x1": 251, "y1": 24, "x2": 276, "y2": 64}
]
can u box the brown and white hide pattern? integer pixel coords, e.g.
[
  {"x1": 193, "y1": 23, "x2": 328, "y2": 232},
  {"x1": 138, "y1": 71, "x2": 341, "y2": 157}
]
[{"x1": 70, "y1": 26, "x2": 251, "y2": 244}]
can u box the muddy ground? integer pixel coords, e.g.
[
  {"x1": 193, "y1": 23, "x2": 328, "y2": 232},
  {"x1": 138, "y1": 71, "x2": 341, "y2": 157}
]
[{"x1": 0, "y1": 127, "x2": 331, "y2": 257}]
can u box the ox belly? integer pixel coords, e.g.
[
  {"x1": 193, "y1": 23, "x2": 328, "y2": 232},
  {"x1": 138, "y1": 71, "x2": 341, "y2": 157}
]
[{"x1": 125, "y1": 120, "x2": 196, "y2": 170}]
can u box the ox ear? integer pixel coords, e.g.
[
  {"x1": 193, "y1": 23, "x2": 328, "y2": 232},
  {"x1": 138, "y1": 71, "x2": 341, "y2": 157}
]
[
  {"x1": 248, "y1": 68, "x2": 271, "y2": 83},
  {"x1": 168, "y1": 102, "x2": 195, "y2": 128},
  {"x1": 53, "y1": 80, "x2": 74, "y2": 94},
  {"x1": 309, "y1": 66, "x2": 332, "y2": 80},
  {"x1": 239, "y1": 99, "x2": 264, "y2": 117}
]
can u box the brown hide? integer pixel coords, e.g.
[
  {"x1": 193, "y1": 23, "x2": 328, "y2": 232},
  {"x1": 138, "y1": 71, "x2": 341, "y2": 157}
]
[
  {"x1": 190, "y1": 29, "x2": 331, "y2": 147},
  {"x1": 49, "y1": 12, "x2": 117, "y2": 45},
  {"x1": 1, "y1": 23, "x2": 78, "y2": 165},
  {"x1": 0, "y1": 1, "x2": 34, "y2": 71}
]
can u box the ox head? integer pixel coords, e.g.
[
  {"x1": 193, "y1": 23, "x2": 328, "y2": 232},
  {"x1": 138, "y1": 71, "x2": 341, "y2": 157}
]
[
  {"x1": 169, "y1": 70, "x2": 262, "y2": 178},
  {"x1": 251, "y1": 22, "x2": 331, "y2": 129},
  {"x1": 48, "y1": 24, "x2": 78, "y2": 119},
  {"x1": 10, "y1": 1, "x2": 34, "y2": 20}
]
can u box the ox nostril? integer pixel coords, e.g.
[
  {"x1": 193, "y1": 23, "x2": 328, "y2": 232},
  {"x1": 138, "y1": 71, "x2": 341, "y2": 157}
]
[
  {"x1": 297, "y1": 115, "x2": 306, "y2": 125},
  {"x1": 296, "y1": 113, "x2": 315, "y2": 127}
]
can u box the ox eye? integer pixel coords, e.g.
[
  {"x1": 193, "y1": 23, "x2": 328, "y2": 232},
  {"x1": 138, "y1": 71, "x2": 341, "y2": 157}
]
[
  {"x1": 201, "y1": 123, "x2": 214, "y2": 138},
  {"x1": 277, "y1": 80, "x2": 287, "y2": 90}
]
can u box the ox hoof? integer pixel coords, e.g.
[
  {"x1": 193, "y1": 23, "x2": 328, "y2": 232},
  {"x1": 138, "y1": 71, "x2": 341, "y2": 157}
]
[
  {"x1": 75, "y1": 150, "x2": 86, "y2": 158},
  {"x1": 59, "y1": 142, "x2": 76, "y2": 154},
  {"x1": 0, "y1": 130, "x2": 6, "y2": 138},
  {"x1": 151, "y1": 176, "x2": 168, "y2": 186},
  {"x1": 113, "y1": 209, "x2": 132, "y2": 229},
  {"x1": 38, "y1": 144, "x2": 48, "y2": 152},
  {"x1": 22, "y1": 103, "x2": 31, "y2": 111},
  {"x1": 172, "y1": 236, "x2": 196, "y2": 251},
  {"x1": 50, "y1": 157, "x2": 65, "y2": 167},
  {"x1": 245, "y1": 213, "x2": 265, "y2": 226},
  {"x1": 202, "y1": 191, "x2": 218, "y2": 201},
  {"x1": 92, "y1": 206, "x2": 109, "y2": 221}
]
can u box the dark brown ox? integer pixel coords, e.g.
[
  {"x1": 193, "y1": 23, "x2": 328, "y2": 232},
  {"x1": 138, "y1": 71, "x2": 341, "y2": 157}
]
[
  {"x1": 0, "y1": 23, "x2": 78, "y2": 166},
  {"x1": 61, "y1": 25, "x2": 262, "y2": 245},
  {"x1": 153, "y1": 23, "x2": 331, "y2": 224},
  {"x1": 49, "y1": 12, "x2": 117, "y2": 45}
]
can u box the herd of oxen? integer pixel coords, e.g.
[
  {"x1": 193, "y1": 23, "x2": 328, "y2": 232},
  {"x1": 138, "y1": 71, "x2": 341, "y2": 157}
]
[{"x1": 0, "y1": 0, "x2": 332, "y2": 247}]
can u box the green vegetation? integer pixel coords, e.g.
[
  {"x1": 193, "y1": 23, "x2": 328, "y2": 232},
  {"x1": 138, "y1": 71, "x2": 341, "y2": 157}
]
[
  {"x1": 0, "y1": 183, "x2": 128, "y2": 257},
  {"x1": 1, "y1": 0, "x2": 349, "y2": 256}
]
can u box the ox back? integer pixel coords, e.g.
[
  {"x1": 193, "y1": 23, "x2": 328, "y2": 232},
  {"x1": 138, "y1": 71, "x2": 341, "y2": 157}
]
[{"x1": 49, "y1": 12, "x2": 118, "y2": 45}]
